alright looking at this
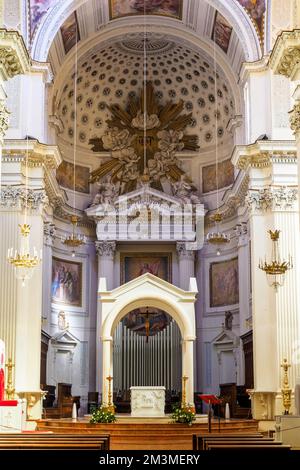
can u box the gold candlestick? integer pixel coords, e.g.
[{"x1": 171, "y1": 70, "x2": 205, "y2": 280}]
[
  {"x1": 181, "y1": 375, "x2": 188, "y2": 408},
  {"x1": 281, "y1": 358, "x2": 292, "y2": 415},
  {"x1": 5, "y1": 358, "x2": 15, "y2": 400},
  {"x1": 106, "y1": 375, "x2": 114, "y2": 413}
]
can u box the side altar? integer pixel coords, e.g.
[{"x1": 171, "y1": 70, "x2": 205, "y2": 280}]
[{"x1": 130, "y1": 386, "x2": 166, "y2": 417}]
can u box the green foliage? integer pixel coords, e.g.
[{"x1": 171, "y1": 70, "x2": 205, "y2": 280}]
[
  {"x1": 90, "y1": 404, "x2": 116, "y2": 423},
  {"x1": 171, "y1": 403, "x2": 196, "y2": 425}
]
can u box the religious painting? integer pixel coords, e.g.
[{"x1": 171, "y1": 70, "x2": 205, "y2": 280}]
[
  {"x1": 60, "y1": 11, "x2": 80, "y2": 54},
  {"x1": 29, "y1": 0, "x2": 59, "y2": 41},
  {"x1": 212, "y1": 11, "x2": 233, "y2": 54},
  {"x1": 123, "y1": 309, "x2": 171, "y2": 337},
  {"x1": 210, "y1": 258, "x2": 239, "y2": 308},
  {"x1": 237, "y1": 0, "x2": 266, "y2": 42},
  {"x1": 56, "y1": 161, "x2": 90, "y2": 194},
  {"x1": 109, "y1": 0, "x2": 182, "y2": 20},
  {"x1": 121, "y1": 253, "x2": 171, "y2": 284},
  {"x1": 51, "y1": 257, "x2": 82, "y2": 307},
  {"x1": 202, "y1": 159, "x2": 234, "y2": 193}
]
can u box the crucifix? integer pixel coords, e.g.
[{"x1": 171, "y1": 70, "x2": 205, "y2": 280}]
[{"x1": 140, "y1": 307, "x2": 151, "y2": 343}]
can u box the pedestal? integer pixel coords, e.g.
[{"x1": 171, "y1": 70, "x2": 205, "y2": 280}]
[{"x1": 130, "y1": 386, "x2": 166, "y2": 417}]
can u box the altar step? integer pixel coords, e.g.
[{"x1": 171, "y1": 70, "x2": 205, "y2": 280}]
[{"x1": 37, "y1": 418, "x2": 259, "y2": 450}]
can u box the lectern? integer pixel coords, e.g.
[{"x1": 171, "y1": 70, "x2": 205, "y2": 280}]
[{"x1": 198, "y1": 394, "x2": 222, "y2": 433}]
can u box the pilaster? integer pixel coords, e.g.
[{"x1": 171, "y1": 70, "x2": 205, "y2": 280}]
[
  {"x1": 234, "y1": 142, "x2": 300, "y2": 419},
  {"x1": 95, "y1": 240, "x2": 116, "y2": 397},
  {"x1": 176, "y1": 242, "x2": 195, "y2": 290}
]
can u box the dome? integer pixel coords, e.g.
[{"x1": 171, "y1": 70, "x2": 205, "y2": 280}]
[{"x1": 56, "y1": 33, "x2": 235, "y2": 153}]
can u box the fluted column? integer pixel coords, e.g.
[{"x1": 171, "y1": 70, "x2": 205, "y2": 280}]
[
  {"x1": 176, "y1": 242, "x2": 195, "y2": 290},
  {"x1": 41, "y1": 222, "x2": 56, "y2": 332},
  {"x1": 95, "y1": 241, "x2": 116, "y2": 398},
  {"x1": 233, "y1": 143, "x2": 300, "y2": 418}
]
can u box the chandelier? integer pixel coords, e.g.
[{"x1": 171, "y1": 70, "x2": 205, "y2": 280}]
[
  {"x1": 206, "y1": 212, "x2": 230, "y2": 255},
  {"x1": 61, "y1": 25, "x2": 86, "y2": 256},
  {"x1": 61, "y1": 215, "x2": 86, "y2": 257},
  {"x1": 7, "y1": 224, "x2": 42, "y2": 286},
  {"x1": 206, "y1": 32, "x2": 230, "y2": 255},
  {"x1": 258, "y1": 230, "x2": 292, "y2": 291}
]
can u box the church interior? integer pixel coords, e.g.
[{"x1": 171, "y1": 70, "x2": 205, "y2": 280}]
[{"x1": 1, "y1": 0, "x2": 300, "y2": 455}]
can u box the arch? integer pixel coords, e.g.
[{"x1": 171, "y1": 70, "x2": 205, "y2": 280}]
[
  {"x1": 31, "y1": 0, "x2": 261, "y2": 63},
  {"x1": 98, "y1": 273, "x2": 197, "y2": 407},
  {"x1": 103, "y1": 296, "x2": 191, "y2": 341}
]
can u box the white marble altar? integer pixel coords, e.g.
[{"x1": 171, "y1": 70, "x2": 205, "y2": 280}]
[{"x1": 130, "y1": 386, "x2": 166, "y2": 417}]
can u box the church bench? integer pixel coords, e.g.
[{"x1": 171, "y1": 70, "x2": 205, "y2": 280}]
[
  {"x1": 202, "y1": 439, "x2": 281, "y2": 450},
  {"x1": 0, "y1": 433, "x2": 110, "y2": 450},
  {"x1": 206, "y1": 444, "x2": 291, "y2": 451},
  {"x1": 193, "y1": 433, "x2": 263, "y2": 450}
]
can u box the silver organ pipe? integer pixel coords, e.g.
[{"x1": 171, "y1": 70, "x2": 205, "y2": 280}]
[{"x1": 113, "y1": 318, "x2": 181, "y2": 393}]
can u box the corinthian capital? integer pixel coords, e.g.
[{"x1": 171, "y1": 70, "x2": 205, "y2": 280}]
[
  {"x1": 0, "y1": 186, "x2": 49, "y2": 211},
  {"x1": 289, "y1": 102, "x2": 300, "y2": 135},
  {"x1": 95, "y1": 240, "x2": 116, "y2": 258},
  {"x1": 245, "y1": 186, "x2": 297, "y2": 213},
  {"x1": 176, "y1": 241, "x2": 195, "y2": 260}
]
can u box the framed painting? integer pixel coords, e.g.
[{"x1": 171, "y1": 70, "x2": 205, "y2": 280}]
[
  {"x1": 51, "y1": 257, "x2": 82, "y2": 307},
  {"x1": 212, "y1": 11, "x2": 233, "y2": 54},
  {"x1": 210, "y1": 258, "x2": 239, "y2": 307},
  {"x1": 60, "y1": 11, "x2": 80, "y2": 54},
  {"x1": 109, "y1": 0, "x2": 183, "y2": 20},
  {"x1": 56, "y1": 161, "x2": 90, "y2": 194},
  {"x1": 202, "y1": 159, "x2": 234, "y2": 193},
  {"x1": 120, "y1": 253, "x2": 171, "y2": 284}
]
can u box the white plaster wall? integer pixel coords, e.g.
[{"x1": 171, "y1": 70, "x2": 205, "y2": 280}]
[{"x1": 45, "y1": 219, "x2": 97, "y2": 414}]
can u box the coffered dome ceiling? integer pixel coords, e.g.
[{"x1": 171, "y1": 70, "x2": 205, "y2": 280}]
[{"x1": 55, "y1": 34, "x2": 235, "y2": 154}]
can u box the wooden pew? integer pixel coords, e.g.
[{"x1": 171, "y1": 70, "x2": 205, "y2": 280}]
[
  {"x1": 0, "y1": 433, "x2": 110, "y2": 450},
  {"x1": 206, "y1": 444, "x2": 291, "y2": 452},
  {"x1": 193, "y1": 433, "x2": 263, "y2": 450},
  {"x1": 202, "y1": 439, "x2": 281, "y2": 450}
]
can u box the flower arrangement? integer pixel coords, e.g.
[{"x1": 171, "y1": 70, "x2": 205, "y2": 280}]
[
  {"x1": 90, "y1": 404, "x2": 116, "y2": 423},
  {"x1": 171, "y1": 403, "x2": 196, "y2": 425}
]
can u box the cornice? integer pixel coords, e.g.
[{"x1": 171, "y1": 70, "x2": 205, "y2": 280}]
[
  {"x1": 269, "y1": 29, "x2": 300, "y2": 79},
  {"x1": 239, "y1": 55, "x2": 269, "y2": 85},
  {"x1": 0, "y1": 28, "x2": 30, "y2": 80},
  {"x1": 231, "y1": 140, "x2": 297, "y2": 171},
  {"x1": 2, "y1": 139, "x2": 62, "y2": 170},
  {"x1": 206, "y1": 172, "x2": 249, "y2": 225}
]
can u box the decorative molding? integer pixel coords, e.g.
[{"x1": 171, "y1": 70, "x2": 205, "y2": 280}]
[
  {"x1": 0, "y1": 186, "x2": 48, "y2": 211},
  {"x1": 234, "y1": 222, "x2": 248, "y2": 237},
  {"x1": 232, "y1": 141, "x2": 297, "y2": 170},
  {"x1": 44, "y1": 222, "x2": 56, "y2": 244},
  {"x1": 245, "y1": 186, "x2": 298, "y2": 212},
  {"x1": 289, "y1": 102, "x2": 300, "y2": 134},
  {"x1": 0, "y1": 28, "x2": 30, "y2": 80},
  {"x1": 2, "y1": 139, "x2": 62, "y2": 170},
  {"x1": 176, "y1": 241, "x2": 195, "y2": 260},
  {"x1": 0, "y1": 100, "x2": 10, "y2": 141},
  {"x1": 95, "y1": 240, "x2": 116, "y2": 258},
  {"x1": 270, "y1": 29, "x2": 300, "y2": 79}
]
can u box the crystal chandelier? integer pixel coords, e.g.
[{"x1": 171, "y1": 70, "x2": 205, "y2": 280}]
[
  {"x1": 61, "y1": 215, "x2": 86, "y2": 257},
  {"x1": 206, "y1": 212, "x2": 230, "y2": 256},
  {"x1": 7, "y1": 224, "x2": 42, "y2": 286},
  {"x1": 258, "y1": 230, "x2": 292, "y2": 291},
  {"x1": 61, "y1": 25, "x2": 86, "y2": 256}
]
